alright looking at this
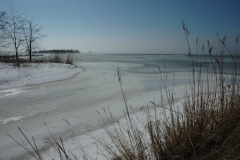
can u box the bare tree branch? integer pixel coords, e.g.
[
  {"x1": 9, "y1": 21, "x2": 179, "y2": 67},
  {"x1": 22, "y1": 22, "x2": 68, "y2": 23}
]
[
  {"x1": 23, "y1": 18, "x2": 46, "y2": 61},
  {"x1": 0, "y1": 8, "x2": 25, "y2": 67}
]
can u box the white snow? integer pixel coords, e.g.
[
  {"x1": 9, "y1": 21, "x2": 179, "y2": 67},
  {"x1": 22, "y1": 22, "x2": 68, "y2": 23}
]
[
  {"x1": 0, "y1": 116, "x2": 26, "y2": 124},
  {"x1": 0, "y1": 62, "x2": 83, "y2": 90},
  {"x1": 0, "y1": 88, "x2": 25, "y2": 97}
]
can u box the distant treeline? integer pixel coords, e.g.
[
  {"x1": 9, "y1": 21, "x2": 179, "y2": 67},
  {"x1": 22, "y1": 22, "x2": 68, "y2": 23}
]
[{"x1": 34, "y1": 49, "x2": 80, "y2": 53}]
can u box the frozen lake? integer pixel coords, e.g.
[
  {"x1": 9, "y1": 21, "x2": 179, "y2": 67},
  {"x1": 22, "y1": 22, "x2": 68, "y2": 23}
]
[{"x1": 0, "y1": 54, "x2": 237, "y2": 159}]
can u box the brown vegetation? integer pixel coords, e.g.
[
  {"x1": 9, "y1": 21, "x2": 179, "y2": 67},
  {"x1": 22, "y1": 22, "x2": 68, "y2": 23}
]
[{"x1": 0, "y1": 53, "x2": 74, "y2": 66}]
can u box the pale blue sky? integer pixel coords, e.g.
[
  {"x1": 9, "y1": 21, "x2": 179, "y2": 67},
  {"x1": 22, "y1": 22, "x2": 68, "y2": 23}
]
[{"x1": 0, "y1": 0, "x2": 240, "y2": 54}]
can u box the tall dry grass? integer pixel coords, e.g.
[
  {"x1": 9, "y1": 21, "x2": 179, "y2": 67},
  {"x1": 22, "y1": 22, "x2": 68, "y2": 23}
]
[{"x1": 91, "y1": 22, "x2": 240, "y2": 159}]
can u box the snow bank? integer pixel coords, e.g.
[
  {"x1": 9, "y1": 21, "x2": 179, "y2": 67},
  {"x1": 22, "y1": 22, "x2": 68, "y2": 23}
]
[{"x1": 0, "y1": 62, "x2": 83, "y2": 90}]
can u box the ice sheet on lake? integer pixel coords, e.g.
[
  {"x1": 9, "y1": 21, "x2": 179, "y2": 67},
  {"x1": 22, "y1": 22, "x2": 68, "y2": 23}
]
[{"x1": 0, "y1": 55, "x2": 199, "y2": 159}]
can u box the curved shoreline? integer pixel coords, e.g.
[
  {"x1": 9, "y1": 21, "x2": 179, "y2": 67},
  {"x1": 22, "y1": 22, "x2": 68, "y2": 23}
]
[
  {"x1": 0, "y1": 63, "x2": 85, "y2": 91},
  {"x1": 26, "y1": 65, "x2": 86, "y2": 88}
]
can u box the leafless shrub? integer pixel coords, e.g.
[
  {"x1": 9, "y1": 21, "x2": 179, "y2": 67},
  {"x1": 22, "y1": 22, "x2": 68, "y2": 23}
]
[{"x1": 65, "y1": 53, "x2": 74, "y2": 65}]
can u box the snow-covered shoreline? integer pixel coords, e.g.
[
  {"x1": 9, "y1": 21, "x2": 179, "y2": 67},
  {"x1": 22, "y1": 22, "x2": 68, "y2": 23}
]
[
  {"x1": 0, "y1": 60, "x2": 188, "y2": 160},
  {"x1": 0, "y1": 62, "x2": 84, "y2": 90}
]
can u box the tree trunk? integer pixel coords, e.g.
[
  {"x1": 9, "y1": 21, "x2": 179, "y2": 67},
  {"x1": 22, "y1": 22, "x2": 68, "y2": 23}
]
[
  {"x1": 29, "y1": 40, "x2": 32, "y2": 62},
  {"x1": 15, "y1": 48, "x2": 19, "y2": 67}
]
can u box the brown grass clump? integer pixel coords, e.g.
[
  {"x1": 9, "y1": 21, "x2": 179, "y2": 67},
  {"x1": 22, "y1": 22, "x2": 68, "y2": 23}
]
[
  {"x1": 94, "y1": 68, "x2": 240, "y2": 159},
  {"x1": 48, "y1": 53, "x2": 63, "y2": 63},
  {"x1": 65, "y1": 53, "x2": 74, "y2": 64}
]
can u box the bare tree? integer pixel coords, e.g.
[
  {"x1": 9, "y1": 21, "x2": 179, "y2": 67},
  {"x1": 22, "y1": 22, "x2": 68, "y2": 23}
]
[
  {"x1": 23, "y1": 18, "x2": 46, "y2": 62},
  {"x1": 0, "y1": 9, "x2": 25, "y2": 67}
]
